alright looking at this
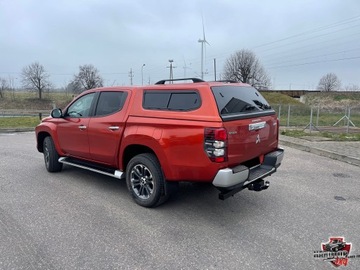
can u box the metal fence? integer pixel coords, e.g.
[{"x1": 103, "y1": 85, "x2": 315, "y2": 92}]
[
  {"x1": 274, "y1": 104, "x2": 360, "y2": 133},
  {"x1": 1, "y1": 106, "x2": 359, "y2": 134},
  {"x1": 0, "y1": 109, "x2": 50, "y2": 119}
]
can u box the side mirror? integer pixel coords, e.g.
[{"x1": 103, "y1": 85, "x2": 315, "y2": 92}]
[{"x1": 51, "y1": 108, "x2": 63, "y2": 118}]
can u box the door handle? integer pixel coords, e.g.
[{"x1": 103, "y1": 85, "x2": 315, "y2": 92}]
[
  {"x1": 108, "y1": 126, "x2": 120, "y2": 131},
  {"x1": 78, "y1": 125, "x2": 87, "y2": 130}
]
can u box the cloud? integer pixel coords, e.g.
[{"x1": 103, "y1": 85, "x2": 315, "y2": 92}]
[{"x1": 1, "y1": 0, "x2": 359, "y2": 88}]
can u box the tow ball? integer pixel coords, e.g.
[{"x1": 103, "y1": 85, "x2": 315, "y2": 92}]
[{"x1": 248, "y1": 179, "x2": 270, "y2": 191}]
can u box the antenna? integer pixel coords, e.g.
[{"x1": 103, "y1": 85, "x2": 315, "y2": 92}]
[{"x1": 198, "y1": 16, "x2": 210, "y2": 80}]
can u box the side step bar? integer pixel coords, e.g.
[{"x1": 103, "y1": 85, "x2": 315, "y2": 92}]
[{"x1": 58, "y1": 157, "x2": 123, "y2": 179}]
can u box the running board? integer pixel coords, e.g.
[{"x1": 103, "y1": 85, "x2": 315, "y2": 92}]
[{"x1": 58, "y1": 157, "x2": 123, "y2": 179}]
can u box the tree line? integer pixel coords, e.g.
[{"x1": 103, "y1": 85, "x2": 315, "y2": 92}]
[
  {"x1": 0, "y1": 49, "x2": 357, "y2": 99},
  {"x1": 0, "y1": 63, "x2": 103, "y2": 99}
]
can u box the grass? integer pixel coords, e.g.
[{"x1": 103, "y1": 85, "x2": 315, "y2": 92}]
[
  {"x1": 0, "y1": 116, "x2": 41, "y2": 129},
  {"x1": 0, "y1": 90, "x2": 73, "y2": 110},
  {"x1": 281, "y1": 129, "x2": 360, "y2": 141},
  {"x1": 261, "y1": 92, "x2": 303, "y2": 105},
  {"x1": 272, "y1": 104, "x2": 360, "y2": 127},
  {"x1": 277, "y1": 113, "x2": 360, "y2": 127}
]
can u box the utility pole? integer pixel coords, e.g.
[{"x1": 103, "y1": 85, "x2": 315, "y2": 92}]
[
  {"x1": 213, "y1": 58, "x2": 217, "y2": 81},
  {"x1": 167, "y1": 59, "x2": 176, "y2": 83},
  {"x1": 129, "y1": 68, "x2": 134, "y2": 85}
]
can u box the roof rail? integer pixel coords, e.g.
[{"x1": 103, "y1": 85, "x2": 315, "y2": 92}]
[
  {"x1": 155, "y1": 78, "x2": 205, "y2": 85},
  {"x1": 213, "y1": 80, "x2": 238, "y2": 83}
]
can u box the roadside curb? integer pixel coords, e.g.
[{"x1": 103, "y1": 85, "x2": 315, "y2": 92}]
[
  {"x1": 280, "y1": 135, "x2": 360, "y2": 167},
  {"x1": 0, "y1": 128, "x2": 35, "y2": 133}
]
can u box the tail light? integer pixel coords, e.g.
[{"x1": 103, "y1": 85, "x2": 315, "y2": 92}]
[{"x1": 204, "y1": 127, "x2": 228, "y2": 163}]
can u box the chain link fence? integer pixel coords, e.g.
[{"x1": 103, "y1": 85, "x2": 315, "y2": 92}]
[{"x1": 273, "y1": 104, "x2": 360, "y2": 133}]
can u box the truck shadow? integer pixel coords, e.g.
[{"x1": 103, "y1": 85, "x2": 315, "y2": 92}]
[{"x1": 59, "y1": 165, "x2": 272, "y2": 226}]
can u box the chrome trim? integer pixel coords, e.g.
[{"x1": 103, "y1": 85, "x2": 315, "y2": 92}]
[
  {"x1": 255, "y1": 134, "x2": 261, "y2": 144},
  {"x1": 108, "y1": 126, "x2": 120, "y2": 130},
  {"x1": 249, "y1": 121, "x2": 266, "y2": 131}
]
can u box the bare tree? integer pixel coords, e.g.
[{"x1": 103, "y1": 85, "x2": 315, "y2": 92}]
[
  {"x1": 317, "y1": 73, "x2": 341, "y2": 92},
  {"x1": 343, "y1": 84, "x2": 359, "y2": 91},
  {"x1": 21, "y1": 62, "x2": 52, "y2": 99},
  {"x1": 72, "y1": 64, "x2": 103, "y2": 93},
  {"x1": 223, "y1": 49, "x2": 271, "y2": 89},
  {"x1": 0, "y1": 77, "x2": 9, "y2": 98},
  {"x1": 65, "y1": 80, "x2": 82, "y2": 94}
]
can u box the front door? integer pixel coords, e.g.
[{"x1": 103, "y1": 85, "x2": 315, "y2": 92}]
[{"x1": 57, "y1": 93, "x2": 96, "y2": 159}]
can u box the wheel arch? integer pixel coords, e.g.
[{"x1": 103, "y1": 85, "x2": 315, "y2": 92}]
[
  {"x1": 121, "y1": 143, "x2": 172, "y2": 179},
  {"x1": 36, "y1": 127, "x2": 65, "y2": 156},
  {"x1": 37, "y1": 131, "x2": 51, "y2": 152},
  {"x1": 123, "y1": 144, "x2": 154, "y2": 166}
]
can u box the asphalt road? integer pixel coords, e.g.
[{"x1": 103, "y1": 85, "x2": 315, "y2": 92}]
[{"x1": 1, "y1": 132, "x2": 359, "y2": 270}]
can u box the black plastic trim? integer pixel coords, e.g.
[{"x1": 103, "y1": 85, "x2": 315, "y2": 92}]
[
  {"x1": 220, "y1": 110, "x2": 276, "y2": 122},
  {"x1": 155, "y1": 78, "x2": 204, "y2": 84}
]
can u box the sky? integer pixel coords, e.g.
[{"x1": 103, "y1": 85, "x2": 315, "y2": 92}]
[{"x1": 1, "y1": 0, "x2": 360, "y2": 90}]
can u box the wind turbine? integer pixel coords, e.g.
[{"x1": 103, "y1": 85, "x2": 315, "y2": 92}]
[
  {"x1": 183, "y1": 56, "x2": 192, "y2": 77},
  {"x1": 198, "y1": 18, "x2": 210, "y2": 80}
]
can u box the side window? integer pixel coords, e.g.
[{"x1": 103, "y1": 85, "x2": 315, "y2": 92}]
[
  {"x1": 142, "y1": 92, "x2": 170, "y2": 110},
  {"x1": 95, "y1": 91, "x2": 127, "y2": 116},
  {"x1": 168, "y1": 92, "x2": 199, "y2": 110},
  {"x1": 143, "y1": 91, "x2": 200, "y2": 111},
  {"x1": 66, "y1": 93, "x2": 95, "y2": 118}
]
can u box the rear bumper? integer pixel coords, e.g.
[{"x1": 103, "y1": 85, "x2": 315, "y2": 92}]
[{"x1": 212, "y1": 148, "x2": 284, "y2": 199}]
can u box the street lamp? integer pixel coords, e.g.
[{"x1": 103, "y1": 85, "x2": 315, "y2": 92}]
[{"x1": 141, "y1": 64, "x2": 145, "y2": 85}]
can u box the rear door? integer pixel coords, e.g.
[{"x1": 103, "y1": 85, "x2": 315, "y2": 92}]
[
  {"x1": 211, "y1": 85, "x2": 278, "y2": 166},
  {"x1": 87, "y1": 91, "x2": 128, "y2": 166}
]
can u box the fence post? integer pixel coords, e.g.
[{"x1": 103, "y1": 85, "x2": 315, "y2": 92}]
[
  {"x1": 344, "y1": 107, "x2": 347, "y2": 126},
  {"x1": 347, "y1": 107, "x2": 351, "y2": 134},
  {"x1": 309, "y1": 108, "x2": 313, "y2": 134},
  {"x1": 278, "y1": 105, "x2": 281, "y2": 124},
  {"x1": 316, "y1": 106, "x2": 320, "y2": 127},
  {"x1": 287, "y1": 105, "x2": 291, "y2": 127},
  {"x1": 39, "y1": 113, "x2": 42, "y2": 120}
]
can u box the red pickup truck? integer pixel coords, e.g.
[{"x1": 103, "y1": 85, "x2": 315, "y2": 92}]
[{"x1": 36, "y1": 78, "x2": 284, "y2": 207}]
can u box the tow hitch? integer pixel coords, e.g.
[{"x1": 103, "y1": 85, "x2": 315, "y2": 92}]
[{"x1": 248, "y1": 179, "x2": 270, "y2": 191}]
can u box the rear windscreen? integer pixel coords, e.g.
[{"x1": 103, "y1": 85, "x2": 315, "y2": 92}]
[{"x1": 211, "y1": 86, "x2": 273, "y2": 117}]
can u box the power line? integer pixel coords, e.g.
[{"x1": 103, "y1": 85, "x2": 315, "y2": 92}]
[
  {"x1": 254, "y1": 15, "x2": 360, "y2": 49},
  {"x1": 267, "y1": 56, "x2": 360, "y2": 69},
  {"x1": 263, "y1": 47, "x2": 360, "y2": 67},
  {"x1": 204, "y1": 15, "x2": 360, "y2": 69}
]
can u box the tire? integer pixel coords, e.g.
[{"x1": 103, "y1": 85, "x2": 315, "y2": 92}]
[
  {"x1": 126, "y1": 153, "x2": 167, "y2": 208},
  {"x1": 43, "y1": 136, "x2": 63, "y2": 172}
]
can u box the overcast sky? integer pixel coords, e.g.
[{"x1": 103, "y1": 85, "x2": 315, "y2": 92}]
[{"x1": 1, "y1": 0, "x2": 360, "y2": 89}]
